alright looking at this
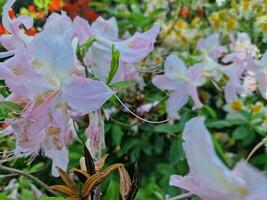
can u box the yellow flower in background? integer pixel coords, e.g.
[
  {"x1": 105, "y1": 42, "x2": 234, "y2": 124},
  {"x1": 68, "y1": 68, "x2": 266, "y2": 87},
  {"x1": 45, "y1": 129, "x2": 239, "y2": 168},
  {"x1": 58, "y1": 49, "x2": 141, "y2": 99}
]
[
  {"x1": 209, "y1": 10, "x2": 238, "y2": 32},
  {"x1": 256, "y1": 15, "x2": 267, "y2": 42},
  {"x1": 251, "y1": 102, "x2": 264, "y2": 113},
  {"x1": 210, "y1": 13, "x2": 221, "y2": 30},
  {"x1": 191, "y1": 17, "x2": 200, "y2": 27},
  {"x1": 175, "y1": 19, "x2": 188, "y2": 30},
  {"x1": 239, "y1": 0, "x2": 254, "y2": 19},
  {"x1": 230, "y1": 100, "x2": 243, "y2": 111},
  {"x1": 231, "y1": 0, "x2": 238, "y2": 9}
]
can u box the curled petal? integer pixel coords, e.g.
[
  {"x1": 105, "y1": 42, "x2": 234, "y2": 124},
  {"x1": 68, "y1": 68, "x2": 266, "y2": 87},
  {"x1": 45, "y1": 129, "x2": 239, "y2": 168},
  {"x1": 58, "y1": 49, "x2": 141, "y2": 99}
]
[
  {"x1": 3, "y1": 0, "x2": 33, "y2": 43},
  {"x1": 92, "y1": 17, "x2": 119, "y2": 40},
  {"x1": 97, "y1": 24, "x2": 160, "y2": 63},
  {"x1": 167, "y1": 89, "x2": 188, "y2": 119},
  {"x1": 180, "y1": 117, "x2": 246, "y2": 198},
  {"x1": 187, "y1": 85, "x2": 202, "y2": 109}
]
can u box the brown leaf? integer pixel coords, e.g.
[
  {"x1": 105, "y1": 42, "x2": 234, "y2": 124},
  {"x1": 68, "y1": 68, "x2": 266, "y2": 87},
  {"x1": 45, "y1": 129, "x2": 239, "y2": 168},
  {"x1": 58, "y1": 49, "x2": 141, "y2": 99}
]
[
  {"x1": 95, "y1": 154, "x2": 109, "y2": 172},
  {"x1": 56, "y1": 167, "x2": 77, "y2": 192},
  {"x1": 73, "y1": 168, "x2": 90, "y2": 183},
  {"x1": 81, "y1": 163, "x2": 123, "y2": 198},
  {"x1": 118, "y1": 166, "x2": 131, "y2": 200},
  {"x1": 84, "y1": 145, "x2": 96, "y2": 175},
  {"x1": 127, "y1": 164, "x2": 140, "y2": 200},
  {"x1": 49, "y1": 185, "x2": 76, "y2": 196}
]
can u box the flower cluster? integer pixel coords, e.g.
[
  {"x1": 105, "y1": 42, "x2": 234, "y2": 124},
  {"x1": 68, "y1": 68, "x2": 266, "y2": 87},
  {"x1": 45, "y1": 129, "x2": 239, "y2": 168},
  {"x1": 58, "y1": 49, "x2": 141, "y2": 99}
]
[{"x1": 0, "y1": 0, "x2": 159, "y2": 176}]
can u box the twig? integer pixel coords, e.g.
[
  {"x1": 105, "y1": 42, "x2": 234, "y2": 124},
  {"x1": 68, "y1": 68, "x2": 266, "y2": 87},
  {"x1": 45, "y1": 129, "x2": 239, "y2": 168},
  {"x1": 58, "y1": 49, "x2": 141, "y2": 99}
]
[
  {"x1": 0, "y1": 165, "x2": 59, "y2": 196},
  {"x1": 168, "y1": 192, "x2": 194, "y2": 200}
]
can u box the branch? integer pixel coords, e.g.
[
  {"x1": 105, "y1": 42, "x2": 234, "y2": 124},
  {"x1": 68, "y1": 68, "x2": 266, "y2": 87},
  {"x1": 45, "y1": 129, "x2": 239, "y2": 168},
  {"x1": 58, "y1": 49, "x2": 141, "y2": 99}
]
[
  {"x1": 0, "y1": 165, "x2": 59, "y2": 196},
  {"x1": 168, "y1": 192, "x2": 194, "y2": 200}
]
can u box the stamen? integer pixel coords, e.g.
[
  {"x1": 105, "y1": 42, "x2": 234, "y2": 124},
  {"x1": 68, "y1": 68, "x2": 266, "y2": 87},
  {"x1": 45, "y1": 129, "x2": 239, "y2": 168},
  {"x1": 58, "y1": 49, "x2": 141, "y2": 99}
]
[
  {"x1": 247, "y1": 138, "x2": 267, "y2": 161},
  {"x1": 113, "y1": 93, "x2": 169, "y2": 124}
]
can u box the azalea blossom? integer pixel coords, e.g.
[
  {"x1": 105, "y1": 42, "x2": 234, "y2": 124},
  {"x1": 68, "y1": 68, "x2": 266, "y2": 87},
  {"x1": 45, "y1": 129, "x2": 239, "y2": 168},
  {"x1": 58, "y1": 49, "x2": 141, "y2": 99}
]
[
  {"x1": 153, "y1": 54, "x2": 204, "y2": 119},
  {"x1": 197, "y1": 32, "x2": 227, "y2": 60},
  {"x1": 248, "y1": 52, "x2": 267, "y2": 99},
  {"x1": 170, "y1": 117, "x2": 267, "y2": 200},
  {"x1": 0, "y1": 0, "x2": 113, "y2": 176},
  {"x1": 0, "y1": 0, "x2": 33, "y2": 58},
  {"x1": 73, "y1": 16, "x2": 160, "y2": 82}
]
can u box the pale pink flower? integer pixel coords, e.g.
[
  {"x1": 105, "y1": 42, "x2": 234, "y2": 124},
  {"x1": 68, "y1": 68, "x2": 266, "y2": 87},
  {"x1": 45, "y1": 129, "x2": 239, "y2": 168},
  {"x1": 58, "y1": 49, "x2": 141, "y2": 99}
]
[
  {"x1": 170, "y1": 117, "x2": 267, "y2": 200},
  {"x1": 0, "y1": 0, "x2": 33, "y2": 58},
  {"x1": 197, "y1": 32, "x2": 227, "y2": 60},
  {"x1": 153, "y1": 55, "x2": 204, "y2": 119},
  {"x1": 74, "y1": 16, "x2": 160, "y2": 82},
  {"x1": 223, "y1": 64, "x2": 248, "y2": 102},
  {"x1": 0, "y1": 5, "x2": 113, "y2": 175},
  {"x1": 85, "y1": 112, "x2": 105, "y2": 160},
  {"x1": 247, "y1": 52, "x2": 267, "y2": 99}
]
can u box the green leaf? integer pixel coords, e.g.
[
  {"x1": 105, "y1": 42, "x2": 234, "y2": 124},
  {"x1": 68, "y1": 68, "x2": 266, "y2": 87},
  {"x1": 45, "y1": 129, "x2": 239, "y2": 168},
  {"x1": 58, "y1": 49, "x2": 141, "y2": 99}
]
[
  {"x1": 0, "y1": 101, "x2": 23, "y2": 120},
  {"x1": 254, "y1": 126, "x2": 267, "y2": 136},
  {"x1": 21, "y1": 189, "x2": 35, "y2": 200},
  {"x1": 109, "y1": 80, "x2": 137, "y2": 89},
  {"x1": 232, "y1": 125, "x2": 251, "y2": 140},
  {"x1": 169, "y1": 138, "x2": 185, "y2": 165},
  {"x1": 103, "y1": 181, "x2": 119, "y2": 200},
  {"x1": 251, "y1": 154, "x2": 267, "y2": 165},
  {"x1": 0, "y1": 194, "x2": 11, "y2": 200},
  {"x1": 77, "y1": 36, "x2": 97, "y2": 58},
  {"x1": 107, "y1": 45, "x2": 120, "y2": 84},
  {"x1": 206, "y1": 119, "x2": 245, "y2": 129},
  {"x1": 111, "y1": 124, "x2": 123, "y2": 145},
  {"x1": 154, "y1": 124, "x2": 182, "y2": 133}
]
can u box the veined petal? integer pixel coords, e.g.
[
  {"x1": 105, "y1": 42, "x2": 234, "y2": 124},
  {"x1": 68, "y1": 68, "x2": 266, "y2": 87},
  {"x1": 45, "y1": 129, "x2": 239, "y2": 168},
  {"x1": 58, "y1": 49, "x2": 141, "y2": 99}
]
[
  {"x1": 31, "y1": 29, "x2": 75, "y2": 88},
  {"x1": 233, "y1": 160, "x2": 267, "y2": 195},
  {"x1": 44, "y1": 13, "x2": 73, "y2": 40},
  {"x1": 62, "y1": 76, "x2": 113, "y2": 115},
  {"x1": 164, "y1": 54, "x2": 187, "y2": 79},
  {"x1": 73, "y1": 16, "x2": 94, "y2": 44},
  {"x1": 97, "y1": 24, "x2": 160, "y2": 63},
  {"x1": 0, "y1": 57, "x2": 52, "y2": 98},
  {"x1": 187, "y1": 65, "x2": 204, "y2": 86},
  {"x1": 92, "y1": 17, "x2": 119, "y2": 40},
  {"x1": 167, "y1": 89, "x2": 188, "y2": 119},
  {"x1": 181, "y1": 117, "x2": 246, "y2": 198},
  {"x1": 152, "y1": 75, "x2": 181, "y2": 90},
  {"x1": 85, "y1": 44, "x2": 112, "y2": 81},
  {"x1": 187, "y1": 85, "x2": 203, "y2": 109},
  {"x1": 45, "y1": 146, "x2": 69, "y2": 177}
]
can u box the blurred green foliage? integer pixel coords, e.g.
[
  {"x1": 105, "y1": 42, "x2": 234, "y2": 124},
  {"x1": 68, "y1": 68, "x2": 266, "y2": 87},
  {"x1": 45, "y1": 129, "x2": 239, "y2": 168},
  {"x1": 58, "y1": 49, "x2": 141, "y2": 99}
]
[{"x1": 1, "y1": 0, "x2": 267, "y2": 200}]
